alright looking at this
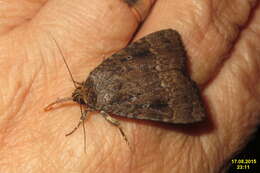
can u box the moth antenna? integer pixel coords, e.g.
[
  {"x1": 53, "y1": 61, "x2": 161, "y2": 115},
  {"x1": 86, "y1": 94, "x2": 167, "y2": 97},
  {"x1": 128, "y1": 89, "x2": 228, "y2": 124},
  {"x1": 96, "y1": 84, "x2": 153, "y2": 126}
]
[
  {"x1": 44, "y1": 97, "x2": 73, "y2": 111},
  {"x1": 49, "y1": 33, "x2": 77, "y2": 89},
  {"x1": 82, "y1": 118, "x2": 87, "y2": 153},
  {"x1": 48, "y1": 33, "x2": 88, "y2": 152},
  {"x1": 65, "y1": 105, "x2": 88, "y2": 152},
  {"x1": 80, "y1": 105, "x2": 87, "y2": 153}
]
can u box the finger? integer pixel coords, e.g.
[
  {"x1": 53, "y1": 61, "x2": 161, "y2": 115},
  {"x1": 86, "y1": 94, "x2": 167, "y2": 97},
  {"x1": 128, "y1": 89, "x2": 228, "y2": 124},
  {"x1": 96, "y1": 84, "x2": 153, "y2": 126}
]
[
  {"x1": 125, "y1": 0, "x2": 155, "y2": 22},
  {"x1": 33, "y1": 0, "x2": 154, "y2": 59},
  {"x1": 134, "y1": 0, "x2": 258, "y2": 85},
  {"x1": 0, "y1": 0, "x2": 47, "y2": 35},
  {"x1": 205, "y1": 2, "x2": 260, "y2": 159}
]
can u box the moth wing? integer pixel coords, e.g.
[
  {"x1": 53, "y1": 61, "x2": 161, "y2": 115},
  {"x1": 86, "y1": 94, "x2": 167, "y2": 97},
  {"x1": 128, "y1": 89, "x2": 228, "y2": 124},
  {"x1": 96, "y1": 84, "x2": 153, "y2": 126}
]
[{"x1": 86, "y1": 29, "x2": 206, "y2": 124}]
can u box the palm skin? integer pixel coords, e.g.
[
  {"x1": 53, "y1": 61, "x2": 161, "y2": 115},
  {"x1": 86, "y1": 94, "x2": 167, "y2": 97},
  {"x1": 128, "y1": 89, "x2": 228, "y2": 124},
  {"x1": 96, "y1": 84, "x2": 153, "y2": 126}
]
[{"x1": 0, "y1": 0, "x2": 259, "y2": 172}]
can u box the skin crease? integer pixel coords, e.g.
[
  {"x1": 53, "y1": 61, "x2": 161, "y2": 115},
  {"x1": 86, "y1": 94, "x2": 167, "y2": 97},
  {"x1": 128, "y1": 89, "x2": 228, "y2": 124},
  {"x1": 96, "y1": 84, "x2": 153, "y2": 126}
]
[{"x1": 0, "y1": 0, "x2": 260, "y2": 172}]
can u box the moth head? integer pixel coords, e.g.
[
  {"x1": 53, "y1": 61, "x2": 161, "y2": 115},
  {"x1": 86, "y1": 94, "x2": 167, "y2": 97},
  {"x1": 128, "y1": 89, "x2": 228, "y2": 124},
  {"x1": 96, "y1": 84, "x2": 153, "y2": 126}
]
[{"x1": 72, "y1": 83, "x2": 88, "y2": 105}]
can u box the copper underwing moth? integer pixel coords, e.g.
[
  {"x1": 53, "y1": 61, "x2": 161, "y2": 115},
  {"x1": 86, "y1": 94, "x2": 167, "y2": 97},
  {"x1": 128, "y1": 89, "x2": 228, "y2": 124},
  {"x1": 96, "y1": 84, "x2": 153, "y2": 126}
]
[{"x1": 45, "y1": 29, "x2": 206, "y2": 150}]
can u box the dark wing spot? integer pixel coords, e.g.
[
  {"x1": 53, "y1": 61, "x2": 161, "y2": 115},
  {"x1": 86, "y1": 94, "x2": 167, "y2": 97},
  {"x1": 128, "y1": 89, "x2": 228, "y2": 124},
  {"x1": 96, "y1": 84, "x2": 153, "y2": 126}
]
[{"x1": 149, "y1": 99, "x2": 168, "y2": 109}]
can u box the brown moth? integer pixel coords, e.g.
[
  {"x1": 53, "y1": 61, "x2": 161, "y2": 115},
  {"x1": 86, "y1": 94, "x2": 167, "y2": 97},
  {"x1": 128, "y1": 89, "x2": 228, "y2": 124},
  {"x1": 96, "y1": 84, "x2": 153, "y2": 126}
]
[{"x1": 45, "y1": 29, "x2": 206, "y2": 149}]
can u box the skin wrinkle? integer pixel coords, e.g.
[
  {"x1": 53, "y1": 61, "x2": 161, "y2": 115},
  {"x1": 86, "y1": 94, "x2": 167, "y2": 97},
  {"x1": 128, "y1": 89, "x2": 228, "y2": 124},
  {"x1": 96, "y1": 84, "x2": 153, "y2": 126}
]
[
  {"x1": 39, "y1": 2, "x2": 119, "y2": 56},
  {"x1": 5, "y1": 114, "x2": 40, "y2": 149},
  {"x1": 202, "y1": 122, "x2": 223, "y2": 164},
  {"x1": 227, "y1": 49, "x2": 259, "y2": 98},
  {"x1": 184, "y1": 138, "x2": 200, "y2": 172},
  {"x1": 248, "y1": 24, "x2": 260, "y2": 38},
  {"x1": 0, "y1": 74, "x2": 35, "y2": 138},
  {"x1": 203, "y1": 1, "x2": 255, "y2": 84},
  {"x1": 96, "y1": 139, "x2": 117, "y2": 169},
  {"x1": 211, "y1": 138, "x2": 225, "y2": 172},
  {"x1": 126, "y1": 0, "x2": 155, "y2": 22},
  {"x1": 95, "y1": 146, "x2": 121, "y2": 173},
  {"x1": 1, "y1": 67, "x2": 26, "y2": 123},
  {"x1": 44, "y1": 40, "x2": 75, "y2": 95},
  {"x1": 90, "y1": 133, "x2": 115, "y2": 170},
  {"x1": 34, "y1": 34, "x2": 61, "y2": 96},
  {"x1": 0, "y1": 0, "x2": 45, "y2": 35},
  {"x1": 128, "y1": 124, "x2": 138, "y2": 173},
  {"x1": 131, "y1": 127, "x2": 160, "y2": 171},
  {"x1": 169, "y1": 136, "x2": 190, "y2": 168},
  {"x1": 1, "y1": 35, "x2": 57, "y2": 171},
  {"x1": 161, "y1": 138, "x2": 187, "y2": 171},
  {"x1": 41, "y1": 151, "x2": 59, "y2": 172},
  {"x1": 135, "y1": 156, "x2": 156, "y2": 172},
  {"x1": 56, "y1": 4, "x2": 94, "y2": 31},
  {"x1": 134, "y1": 151, "x2": 155, "y2": 170},
  {"x1": 213, "y1": 4, "x2": 238, "y2": 47},
  {"x1": 197, "y1": 138, "x2": 211, "y2": 171},
  {"x1": 190, "y1": 0, "x2": 212, "y2": 40},
  {"x1": 212, "y1": 74, "x2": 253, "y2": 165},
  {"x1": 213, "y1": 0, "x2": 252, "y2": 40},
  {"x1": 19, "y1": 40, "x2": 44, "y2": 108},
  {"x1": 240, "y1": 67, "x2": 259, "y2": 98}
]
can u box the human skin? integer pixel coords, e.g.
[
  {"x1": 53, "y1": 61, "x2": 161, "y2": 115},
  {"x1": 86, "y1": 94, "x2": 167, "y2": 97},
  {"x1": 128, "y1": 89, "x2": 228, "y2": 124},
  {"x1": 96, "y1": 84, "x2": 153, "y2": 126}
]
[{"x1": 0, "y1": 0, "x2": 260, "y2": 172}]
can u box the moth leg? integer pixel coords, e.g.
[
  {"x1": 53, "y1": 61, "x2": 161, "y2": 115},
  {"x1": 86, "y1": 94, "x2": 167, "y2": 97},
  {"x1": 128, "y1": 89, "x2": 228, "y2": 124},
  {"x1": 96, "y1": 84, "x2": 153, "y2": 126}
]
[
  {"x1": 100, "y1": 111, "x2": 129, "y2": 146},
  {"x1": 65, "y1": 109, "x2": 88, "y2": 136}
]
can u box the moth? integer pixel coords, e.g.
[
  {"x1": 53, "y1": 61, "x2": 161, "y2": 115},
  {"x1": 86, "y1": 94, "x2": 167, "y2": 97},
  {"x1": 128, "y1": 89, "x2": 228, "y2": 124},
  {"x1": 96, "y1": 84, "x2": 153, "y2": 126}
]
[{"x1": 45, "y1": 29, "x2": 206, "y2": 149}]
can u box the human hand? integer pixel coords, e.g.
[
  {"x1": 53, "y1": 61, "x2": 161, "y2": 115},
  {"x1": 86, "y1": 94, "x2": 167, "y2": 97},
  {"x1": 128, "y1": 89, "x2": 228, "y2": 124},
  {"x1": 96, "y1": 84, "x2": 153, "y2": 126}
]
[{"x1": 0, "y1": 0, "x2": 259, "y2": 172}]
